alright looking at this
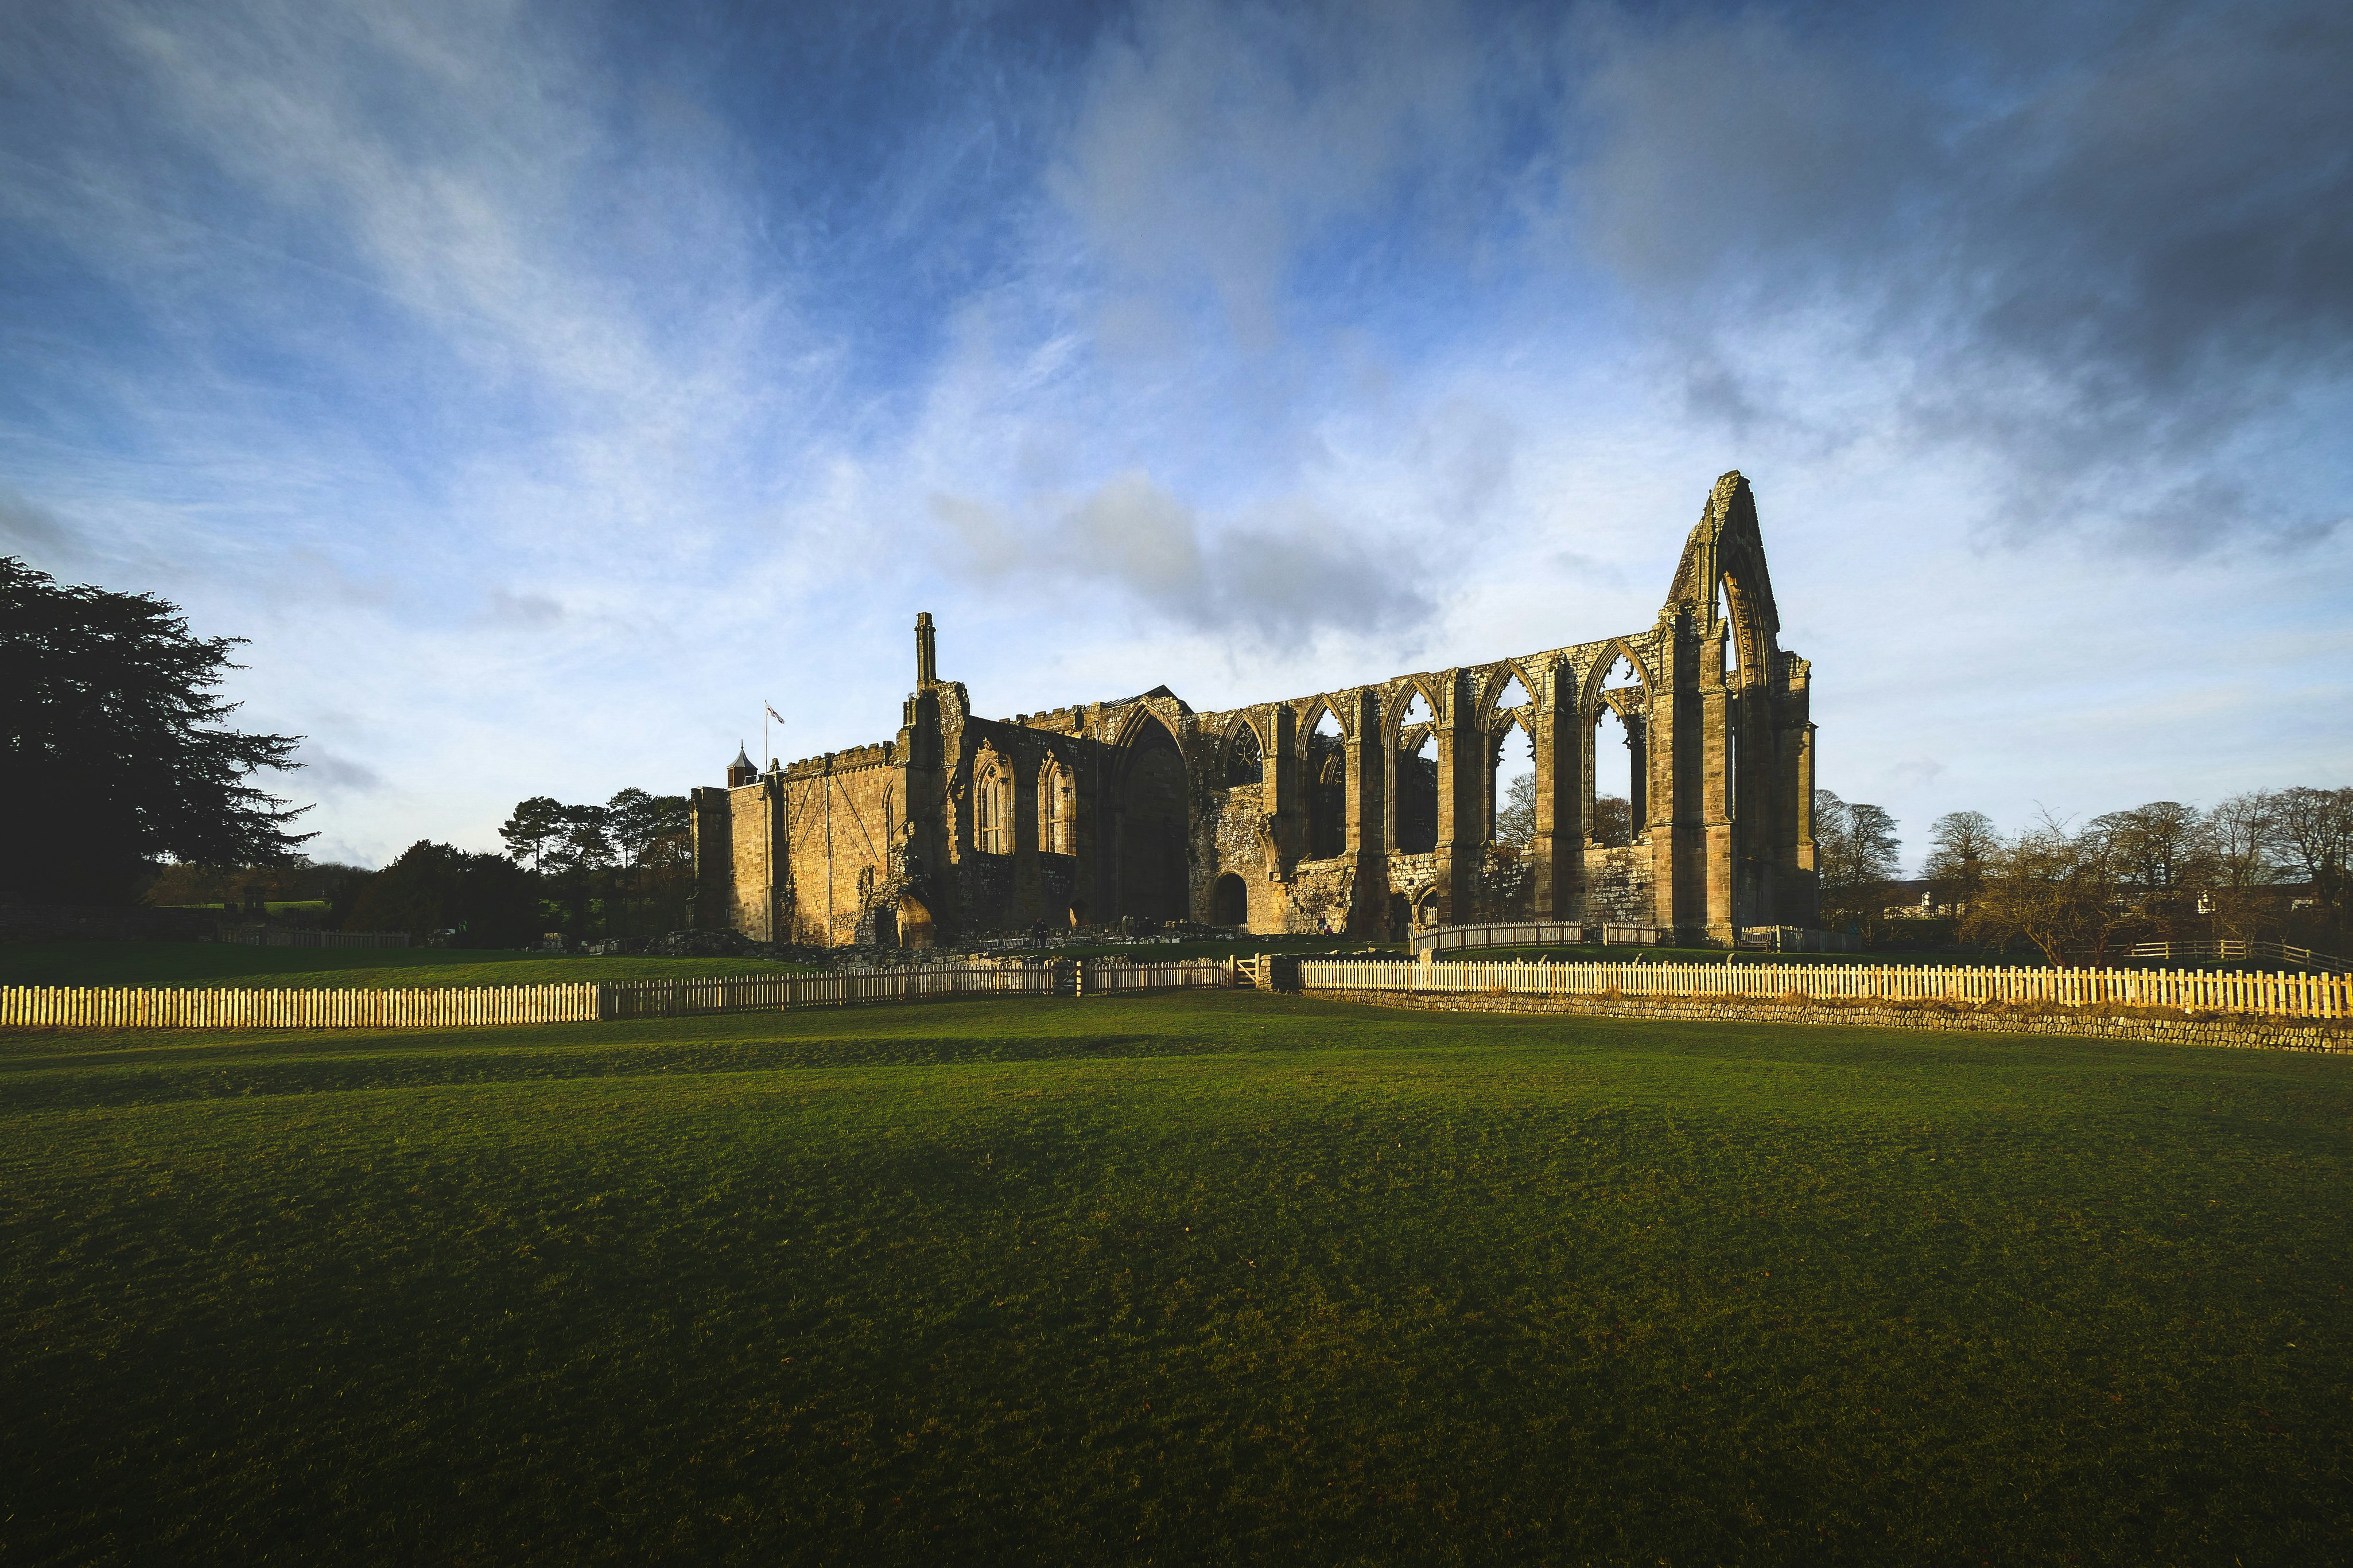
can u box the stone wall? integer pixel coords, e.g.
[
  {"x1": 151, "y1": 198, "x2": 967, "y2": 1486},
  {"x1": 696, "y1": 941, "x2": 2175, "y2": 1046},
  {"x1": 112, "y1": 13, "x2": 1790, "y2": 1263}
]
[
  {"x1": 1302, "y1": 985, "x2": 2353, "y2": 1054},
  {"x1": 1581, "y1": 843, "x2": 1654, "y2": 924}
]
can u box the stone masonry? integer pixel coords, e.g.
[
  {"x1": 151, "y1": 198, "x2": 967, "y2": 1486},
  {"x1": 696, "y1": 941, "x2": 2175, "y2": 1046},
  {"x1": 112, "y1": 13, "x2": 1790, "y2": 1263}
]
[{"x1": 689, "y1": 471, "x2": 1819, "y2": 947}]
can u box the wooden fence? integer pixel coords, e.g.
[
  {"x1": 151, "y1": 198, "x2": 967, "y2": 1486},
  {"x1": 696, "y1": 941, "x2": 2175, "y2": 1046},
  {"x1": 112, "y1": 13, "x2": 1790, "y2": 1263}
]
[
  {"x1": 603, "y1": 963, "x2": 1069, "y2": 1018},
  {"x1": 215, "y1": 926, "x2": 414, "y2": 950},
  {"x1": 1082, "y1": 959, "x2": 1238, "y2": 994},
  {"x1": 1300, "y1": 959, "x2": 2351, "y2": 1020},
  {"x1": 1, "y1": 959, "x2": 1238, "y2": 1030},
  {"x1": 0, "y1": 983, "x2": 598, "y2": 1030},
  {"x1": 1409, "y1": 920, "x2": 1865, "y2": 957},
  {"x1": 2115, "y1": 939, "x2": 2347, "y2": 975}
]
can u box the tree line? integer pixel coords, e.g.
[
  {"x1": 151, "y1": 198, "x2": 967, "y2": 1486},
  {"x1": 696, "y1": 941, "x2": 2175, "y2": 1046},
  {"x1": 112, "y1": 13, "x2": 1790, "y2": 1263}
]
[
  {"x1": 323, "y1": 793, "x2": 696, "y2": 946},
  {"x1": 1919, "y1": 788, "x2": 2351, "y2": 963}
]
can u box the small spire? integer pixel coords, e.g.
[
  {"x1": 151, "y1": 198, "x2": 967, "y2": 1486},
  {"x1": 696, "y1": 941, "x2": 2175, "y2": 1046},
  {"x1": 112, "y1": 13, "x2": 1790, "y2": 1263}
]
[{"x1": 915, "y1": 611, "x2": 938, "y2": 688}]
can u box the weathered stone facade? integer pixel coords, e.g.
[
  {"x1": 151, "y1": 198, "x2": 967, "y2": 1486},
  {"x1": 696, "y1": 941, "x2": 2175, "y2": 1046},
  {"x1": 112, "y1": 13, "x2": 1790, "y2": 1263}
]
[{"x1": 690, "y1": 471, "x2": 1819, "y2": 947}]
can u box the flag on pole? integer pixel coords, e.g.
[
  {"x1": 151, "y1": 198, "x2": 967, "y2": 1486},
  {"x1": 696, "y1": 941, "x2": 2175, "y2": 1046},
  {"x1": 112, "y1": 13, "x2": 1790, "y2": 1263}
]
[{"x1": 766, "y1": 703, "x2": 785, "y2": 725}]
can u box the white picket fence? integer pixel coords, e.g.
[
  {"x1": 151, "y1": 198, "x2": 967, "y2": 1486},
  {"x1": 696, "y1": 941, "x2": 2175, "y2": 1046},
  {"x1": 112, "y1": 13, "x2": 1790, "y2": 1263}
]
[
  {"x1": 1, "y1": 959, "x2": 1238, "y2": 1031},
  {"x1": 0, "y1": 983, "x2": 599, "y2": 1030},
  {"x1": 1300, "y1": 958, "x2": 2352, "y2": 1020}
]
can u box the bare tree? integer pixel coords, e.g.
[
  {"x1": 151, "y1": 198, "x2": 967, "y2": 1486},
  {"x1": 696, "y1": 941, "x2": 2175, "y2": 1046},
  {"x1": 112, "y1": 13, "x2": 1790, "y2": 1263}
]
[
  {"x1": 2199, "y1": 791, "x2": 2280, "y2": 940},
  {"x1": 2269, "y1": 785, "x2": 2353, "y2": 923},
  {"x1": 2091, "y1": 801, "x2": 2204, "y2": 894},
  {"x1": 2090, "y1": 800, "x2": 2210, "y2": 932},
  {"x1": 1815, "y1": 789, "x2": 1901, "y2": 929},
  {"x1": 1923, "y1": 810, "x2": 1998, "y2": 911},
  {"x1": 1961, "y1": 813, "x2": 2133, "y2": 965},
  {"x1": 1495, "y1": 772, "x2": 1536, "y2": 849}
]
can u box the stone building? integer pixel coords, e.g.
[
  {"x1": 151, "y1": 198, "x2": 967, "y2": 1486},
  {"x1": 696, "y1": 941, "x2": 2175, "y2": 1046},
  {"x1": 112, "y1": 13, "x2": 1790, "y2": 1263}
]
[{"x1": 689, "y1": 471, "x2": 1817, "y2": 946}]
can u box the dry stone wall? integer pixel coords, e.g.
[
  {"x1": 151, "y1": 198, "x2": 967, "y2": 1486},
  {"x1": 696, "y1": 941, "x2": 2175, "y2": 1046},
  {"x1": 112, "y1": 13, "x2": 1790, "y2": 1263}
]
[{"x1": 1303, "y1": 986, "x2": 2353, "y2": 1054}]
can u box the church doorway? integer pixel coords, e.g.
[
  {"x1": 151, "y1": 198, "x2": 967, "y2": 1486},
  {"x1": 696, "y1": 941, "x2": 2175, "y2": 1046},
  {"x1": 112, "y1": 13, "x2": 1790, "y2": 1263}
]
[
  {"x1": 1212, "y1": 873, "x2": 1248, "y2": 927},
  {"x1": 897, "y1": 894, "x2": 934, "y2": 949}
]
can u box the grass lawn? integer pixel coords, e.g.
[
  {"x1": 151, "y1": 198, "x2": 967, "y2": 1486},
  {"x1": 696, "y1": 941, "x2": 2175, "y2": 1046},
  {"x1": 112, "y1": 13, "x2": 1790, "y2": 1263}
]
[
  {"x1": 0, "y1": 941, "x2": 816, "y2": 990},
  {"x1": 2, "y1": 994, "x2": 2347, "y2": 1566}
]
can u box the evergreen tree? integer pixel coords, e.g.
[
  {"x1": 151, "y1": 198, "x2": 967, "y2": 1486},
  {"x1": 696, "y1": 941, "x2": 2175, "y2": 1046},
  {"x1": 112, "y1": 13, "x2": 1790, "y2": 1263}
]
[{"x1": 1, "y1": 557, "x2": 310, "y2": 903}]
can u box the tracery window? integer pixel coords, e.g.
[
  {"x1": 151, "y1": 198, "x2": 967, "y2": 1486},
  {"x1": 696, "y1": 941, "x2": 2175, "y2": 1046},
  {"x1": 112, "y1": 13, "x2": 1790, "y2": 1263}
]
[
  {"x1": 974, "y1": 748, "x2": 1011, "y2": 855},
  {"x1": 1040, "y1": 759, "x2": 1077, "y2": 855}
]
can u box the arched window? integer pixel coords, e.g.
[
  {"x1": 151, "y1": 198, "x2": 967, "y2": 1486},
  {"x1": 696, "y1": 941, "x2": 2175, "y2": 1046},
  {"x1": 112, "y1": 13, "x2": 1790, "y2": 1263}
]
[
  {"x1": 1591, "y1": 655, "x2": 1643, "y2": 846},
  {"x1": 1306, "y1": 706, "x2": 1345, "y2": 860},
  {"x1": 1396, "y1": 687, "x2": 1437, "y2": 854},
  {"x1": 1492, "y1": 717, "x2": 1534, "y2": 847},
  {"x1": 1040, "y1": 759, "x2": 1077, "y2": 855},
  {"x1": 1227, "y1": 722, "x2": 1264, "y2": 788},
  {"x1": 974, "y1": 748, "x2": 1011, "y2": 855}
]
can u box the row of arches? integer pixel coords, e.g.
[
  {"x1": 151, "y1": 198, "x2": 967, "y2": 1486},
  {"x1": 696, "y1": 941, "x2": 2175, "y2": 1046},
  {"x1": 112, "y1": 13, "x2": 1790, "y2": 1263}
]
[
  {"x1": 1212, "y1": 649, "x2": 1654, "y2": 861},
  {"x1": 1212, "y1": 648, "x2": 1652, "y2": 766},
  {"x1": 1061, "y1": 603, "x2": 1756, "y2": 925}
]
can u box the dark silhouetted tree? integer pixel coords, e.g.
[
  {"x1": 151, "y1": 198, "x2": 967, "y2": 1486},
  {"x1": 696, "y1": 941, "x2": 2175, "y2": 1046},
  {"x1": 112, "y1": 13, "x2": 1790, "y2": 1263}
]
[
  {"x1": 344, "y1": 841, "x2": 540, "y2": 947},
  {"x1": 1, "y1": 557, "x2": 310, "y2": 903}
]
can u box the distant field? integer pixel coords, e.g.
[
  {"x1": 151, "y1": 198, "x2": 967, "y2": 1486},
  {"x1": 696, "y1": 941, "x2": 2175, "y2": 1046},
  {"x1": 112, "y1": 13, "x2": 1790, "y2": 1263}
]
[
  {"x1": 0, "y1": 941, "x2": 815, "y2": 989},
  {"x1": 2, "y1": 993, "x2": 2346, "y2": 1565}
]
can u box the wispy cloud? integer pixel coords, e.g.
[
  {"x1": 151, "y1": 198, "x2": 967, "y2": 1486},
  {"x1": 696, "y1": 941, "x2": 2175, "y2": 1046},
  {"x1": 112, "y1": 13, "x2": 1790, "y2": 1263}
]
[{"x1": 0, "y1": 0, "x2": 2344, "y2": 868}]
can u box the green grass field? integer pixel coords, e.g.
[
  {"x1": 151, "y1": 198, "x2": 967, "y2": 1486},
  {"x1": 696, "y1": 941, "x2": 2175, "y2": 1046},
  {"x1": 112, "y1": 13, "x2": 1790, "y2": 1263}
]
[{"x1": 3, "y1": 993, "x2": 2347, "y2": 1565}]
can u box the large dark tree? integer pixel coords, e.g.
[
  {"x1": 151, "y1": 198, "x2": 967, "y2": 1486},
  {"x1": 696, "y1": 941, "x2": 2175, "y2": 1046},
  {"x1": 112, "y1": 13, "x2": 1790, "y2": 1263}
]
[
  {"x1": 344, "y1": 841, "x2": 541, "y2": 947},
  {"x1": 1, "y1": 557, "x2": 312, "y2": 904}
]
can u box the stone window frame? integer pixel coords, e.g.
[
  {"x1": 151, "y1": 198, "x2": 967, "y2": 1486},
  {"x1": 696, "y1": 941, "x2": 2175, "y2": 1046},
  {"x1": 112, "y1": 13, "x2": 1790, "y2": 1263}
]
[
  {"x1": 1039, "y1": 756, "x2": 1077, "y2": 856},
  {"x1": 973, "y1": 745, "x2": 1012, "y2": 856}
]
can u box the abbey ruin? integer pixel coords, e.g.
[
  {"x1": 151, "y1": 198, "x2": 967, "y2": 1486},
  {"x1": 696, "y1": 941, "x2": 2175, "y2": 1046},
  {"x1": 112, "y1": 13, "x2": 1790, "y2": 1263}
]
[{"x1": 689, "y1": 470, "x2": 1817, "y2": 946}]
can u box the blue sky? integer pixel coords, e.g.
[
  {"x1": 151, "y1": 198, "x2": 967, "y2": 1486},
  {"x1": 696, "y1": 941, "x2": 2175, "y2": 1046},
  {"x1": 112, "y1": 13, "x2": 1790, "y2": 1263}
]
[{"x1": 4, "y1": 0, "x2": 2348, "y2": 870}]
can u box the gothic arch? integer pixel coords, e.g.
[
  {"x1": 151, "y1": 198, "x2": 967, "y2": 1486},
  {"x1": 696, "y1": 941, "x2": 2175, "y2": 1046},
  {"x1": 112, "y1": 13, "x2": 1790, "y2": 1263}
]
[
  {"x1": 1579, "y1": 639, "x2": 1655, "y2": 719},
  {"x1": 1038, "y1": 752, "x2": 1077, "y2": 855},
  {"x1": 971, "y1": 742, "x2": 1012, "y2": 855},
  {"x1": 1112, "y1": 712, "x2": 1190, "y2": 921},
  {"x1": 1221, "y1": 712, "x2": 1268, "y2": 788},
  {"x1": 1385, "y1": 675, "x2": 1444, "y2": 744},
  {"x1": 1292, "y1": 697, "x2": 1347, "y2": 751},
  {"x1": 1476, "y1": 659, "x2": 1544, "y2": 725}
]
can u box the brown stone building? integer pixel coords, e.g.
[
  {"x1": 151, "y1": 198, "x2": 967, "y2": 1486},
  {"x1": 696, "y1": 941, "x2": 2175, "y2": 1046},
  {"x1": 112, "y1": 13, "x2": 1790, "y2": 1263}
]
[{"x1": 690, "y1": 470, "x2": 1817, "y2": 946}]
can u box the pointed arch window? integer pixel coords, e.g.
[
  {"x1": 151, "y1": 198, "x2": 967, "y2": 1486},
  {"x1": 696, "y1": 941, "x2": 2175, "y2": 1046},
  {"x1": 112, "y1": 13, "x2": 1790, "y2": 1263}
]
[
  {"x1": 1228, "y1": 722, "x2": 1264, "y2": 788},
  {"x1": 974, "y1": 748, "x2": 1012, "y2": 855},
  {"x1": 1040, "y1": 758, "x2": 1077, "y2": 855}
]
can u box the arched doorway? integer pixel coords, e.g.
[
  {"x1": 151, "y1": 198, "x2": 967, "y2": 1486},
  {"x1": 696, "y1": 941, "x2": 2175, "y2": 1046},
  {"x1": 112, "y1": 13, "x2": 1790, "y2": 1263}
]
[
  {"x1": 1213, "y1": 873, "x2": 1247, "y2": 927},
  {"x1": 1117, "y1": 718, "x2": 1190, "y2": 922},
  {"x1": 897, "y1": 893, "x2": 935, "y2": 949}
]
